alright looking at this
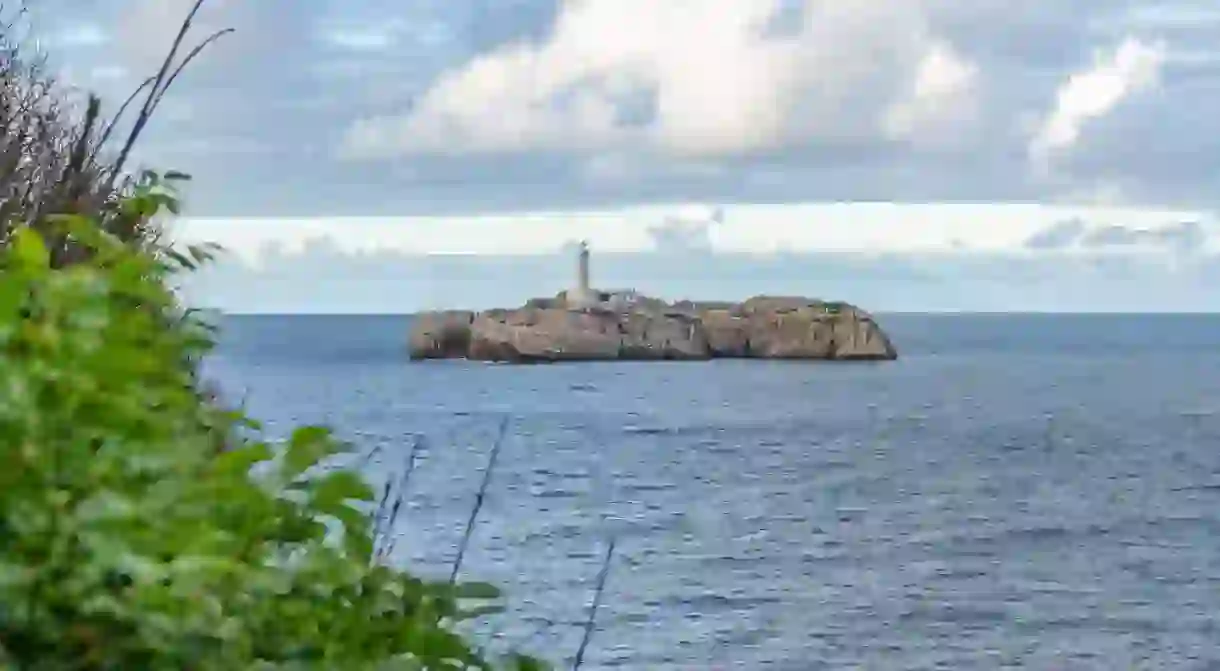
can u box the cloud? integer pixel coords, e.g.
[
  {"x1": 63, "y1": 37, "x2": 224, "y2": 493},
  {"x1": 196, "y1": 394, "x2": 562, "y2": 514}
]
[
  {"x1": 339, "y1": 0, "x2": 978, "y2": 161},
  {"x1": 170, "y1": 203, "x2": 1220, "y2": 313},
  {"x1": 314, "y1": 15, "x2": 457, "y2": 54},
  {"x1": 317, "y1": 26, "x2": 399, "y2": 52},
  {"x1": 36, "y1": 0, "x2": 1220, "y2": 215},
  {"x1": 1081, "y1": 220, "x2": 1206, "y2": 252},
  {"x1": 1024, "y1": 218, "x2": 1211, "y2": 253},
  {"x1": 882, "y1": 41, "x2": 978, "y2": 147},
  {"x1": 109, "y1": 0, "x2": 308, "y2": 90},
  {"x1": 1051, "y1": 180, "x2": 1129, "y2": 207},
  {"x1": 114, "y1": 0, "x2": 248, "y2": 72},
  {"x1": 646, "y1": 204, "x2": 725, "y2": 253},
  {"x1": 44, "y1": 23, "x2": 109, "y2": 48},
  {"x1": 1029, "y1": 37, "x2": 1166, "y2": 170},
  {"x1": 178, "y1": 238, "x2": 1220, "y2": 314},
  {"x1": 1024, "y1": 219, "x2": 1087, "y2": 249},
  {"x1": 172, "y1": 202, "x2": 1215, "y2": 267}
]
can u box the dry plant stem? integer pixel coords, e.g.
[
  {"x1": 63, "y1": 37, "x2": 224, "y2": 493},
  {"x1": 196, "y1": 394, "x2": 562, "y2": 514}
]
[
  {"x1": 449, "y1": 415, "x2": 509, "y2": 584},
  {"x1": 379, "y1": 434, "x2": 423, "y2": 560},
  {"x1": 371, "y1": 478, "x2": 394, "y2": 556},
  {"x1": 61, "y1": 94, "x2": 96, "y2": 187},
  {"x1": 372, "y1": 434, "x2": 424, "y2": 563},
  {"x1": 90, "y1": 76, "x2": 155, "y2": 164},
  {"x1": 358, "y1": 444, "x2": 385, "y2": 471},
  {"x1": 109, "y1": 0, "x2": 233, "y2": 183},
  {"x1": 0, "y1": 0, "x2": 230, "y2": 265},
  {"x1": 573, "y1": 537, "x2": 616, "y2": 671}
]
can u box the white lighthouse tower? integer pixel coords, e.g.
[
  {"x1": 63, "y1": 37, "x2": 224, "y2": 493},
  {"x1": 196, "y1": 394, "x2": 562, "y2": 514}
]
[
  {"x1": 578, "y1": 240, "x2": 590, "y2": 294},
  {"x1": 568, "y1": 240, "x2": 599, "y2": 308}
]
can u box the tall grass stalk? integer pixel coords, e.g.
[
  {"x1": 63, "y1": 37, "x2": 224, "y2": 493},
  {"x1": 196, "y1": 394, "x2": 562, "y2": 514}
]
[
  {"x1": 0, "y1": 0, "x2": 230, "y2": 264},
  {"x1": 451, "y1": 415, "x2": 510, "y2": 583},
  {"x1": 373, "y1": 433, "x2": 425, "y2": 563},
  {"x1": 573, "y1": 537, "x2": 616, "y2": 670}
]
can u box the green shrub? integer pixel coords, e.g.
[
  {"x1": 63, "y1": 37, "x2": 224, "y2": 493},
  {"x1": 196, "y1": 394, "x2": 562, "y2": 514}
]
[{"x1": 0, "y1": 182, "x2": 546, "y2": 670}]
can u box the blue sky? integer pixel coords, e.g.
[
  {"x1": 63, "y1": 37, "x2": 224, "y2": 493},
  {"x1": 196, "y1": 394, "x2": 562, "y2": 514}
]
[{"x1": 29, "y1": 0, "x2": 1220, "y2": 312}]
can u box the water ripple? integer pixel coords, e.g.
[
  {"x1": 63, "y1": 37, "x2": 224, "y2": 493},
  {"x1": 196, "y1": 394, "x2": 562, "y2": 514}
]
[{"x1": 206, "y1": 314, "x2": 1220, "y2": 670}]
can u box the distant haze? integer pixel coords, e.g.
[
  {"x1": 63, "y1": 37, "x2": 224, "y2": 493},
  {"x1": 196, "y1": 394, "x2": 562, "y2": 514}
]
[{"x1": 172, "y1": 202, "x2": 1220, "y2": 314}]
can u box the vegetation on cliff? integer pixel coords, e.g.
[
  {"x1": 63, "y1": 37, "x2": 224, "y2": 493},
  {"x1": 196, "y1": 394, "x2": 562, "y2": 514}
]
[
  {"x1": 0, "y1": 1, "x2": 224, "y2": 265},
  {"x1": 0, "y1": 198, "x2": 549, "y2": 670}
]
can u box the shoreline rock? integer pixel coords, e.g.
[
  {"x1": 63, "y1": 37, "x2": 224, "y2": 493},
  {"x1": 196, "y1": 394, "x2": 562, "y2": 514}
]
[{"x1": 409, "y1": 293, "x2": 897, "y2": 363}]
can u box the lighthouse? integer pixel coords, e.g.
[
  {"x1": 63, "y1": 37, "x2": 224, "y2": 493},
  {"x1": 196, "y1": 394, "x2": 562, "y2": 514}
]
[
  {"x1": 568, "y1": 240, "x2": 598, "y2": 308},
  {"x1": 578, "y1": 240, "x2": 590, "y2": 295}
]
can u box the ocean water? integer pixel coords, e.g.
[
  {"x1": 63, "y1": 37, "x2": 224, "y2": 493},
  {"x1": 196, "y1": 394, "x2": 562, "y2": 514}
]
[{"x1": 204, "y1": 314, "x2": 1220, "y2": 670}]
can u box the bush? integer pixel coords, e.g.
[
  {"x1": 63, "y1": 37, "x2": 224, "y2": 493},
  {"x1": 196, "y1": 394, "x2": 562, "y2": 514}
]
[{"x1": 0, "y1": 184, "x2": 546, "y2": 669}]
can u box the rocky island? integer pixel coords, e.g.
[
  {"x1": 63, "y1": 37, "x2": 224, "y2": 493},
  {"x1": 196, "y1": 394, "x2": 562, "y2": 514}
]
[{"x1": 408, "y1": 242, "x2": 897, "y2": 363}]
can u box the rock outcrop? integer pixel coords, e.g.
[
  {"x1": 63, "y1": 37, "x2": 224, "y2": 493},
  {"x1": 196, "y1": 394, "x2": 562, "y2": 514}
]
[{"x1": 409, "y1": 293, "x2": 897, "y2": 363}]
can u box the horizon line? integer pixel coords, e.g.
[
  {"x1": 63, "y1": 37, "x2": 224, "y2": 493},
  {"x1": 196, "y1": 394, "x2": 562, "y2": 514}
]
[{"x1": 203, "y1": 310, "x2": 1220, "y2": 317}]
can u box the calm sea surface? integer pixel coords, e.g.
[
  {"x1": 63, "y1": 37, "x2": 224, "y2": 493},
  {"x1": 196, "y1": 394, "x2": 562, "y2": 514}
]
[{"x1": 204, "y1": 314, "x2": 1220, "y2": 670}]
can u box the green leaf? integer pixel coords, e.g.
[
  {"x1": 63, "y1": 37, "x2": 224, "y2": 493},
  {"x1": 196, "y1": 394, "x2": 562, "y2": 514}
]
[
  {"x1": 511, "y1": 653, "x2": 552, "y2": 671},
  {"x1": 452, "y1": 581, "x2": 501, "y2": 601},
  {"x1": 281, "y1": 425, "x2": 344, "y2": 480},
  {"x1": 186, "y1": 243, "x2": 220, "y2": 267},
  {"x1": 211, "y1": 442, "x2": 273, "y2": 477},
  {"x1": 455, "y1": 604, "x2": 504, "y2": 619},
  {"x1": 309, "y1": 470, "x2": 374, "y2": 509},
  {"x1": 11, "y1": 227, "x2": 49, "y2": 270},
  {"x1": 0, "y1": 196, "x2": 536, "y2": 670},
  {"x1": 165, "y1": 248, "x2": 197, "y2": 271}
]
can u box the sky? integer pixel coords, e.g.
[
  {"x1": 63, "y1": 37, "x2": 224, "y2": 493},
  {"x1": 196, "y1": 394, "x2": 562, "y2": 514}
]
[{"x1": 26, "y1": 0, "x2": 1220, "y2": 312}]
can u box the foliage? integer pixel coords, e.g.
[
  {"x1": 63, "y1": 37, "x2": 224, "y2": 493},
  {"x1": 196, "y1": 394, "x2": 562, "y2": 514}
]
[
  {"x1": 0, "y1": 0, "x2": 230, "y2": 266},
  {"x1": 0, "y1": 184, "x2": 547, "y2": 670}
]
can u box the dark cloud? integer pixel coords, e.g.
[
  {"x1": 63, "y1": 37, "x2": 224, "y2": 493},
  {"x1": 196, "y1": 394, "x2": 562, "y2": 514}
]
[
  {"x1": 1025, "y1": 219, "x2": 1087, "y2": 249},
  {"x1": 1082, "y1": 225, "x2": 1145, "y2": 246},
  {"x1": 645, "y1": 207, "x2": 725, "y2": 254},
  {"x1": 36, "y1": 0, "x2": 1220, "y2": 214},
  {"x1": 929, "y1": 0, "x2": 1125, "y2": 72},
  {"x1": 1055, "y1": 67, "x2": 1220, "y2": 210},
  {"x1": 761, "y1": 0, "x2": 809, "y2": 38},
  {"x1": 1024, "y1": 219, "x2": 1210, "y2": 253},
  {"x1": 1080, "y1": 221, "x2": 1207, "y2": 251}
]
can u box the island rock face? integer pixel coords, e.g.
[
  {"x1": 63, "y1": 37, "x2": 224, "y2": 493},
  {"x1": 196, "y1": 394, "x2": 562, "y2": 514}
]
[{"x1": 409, "y1": 293, "x2": 897, "y2": 363}]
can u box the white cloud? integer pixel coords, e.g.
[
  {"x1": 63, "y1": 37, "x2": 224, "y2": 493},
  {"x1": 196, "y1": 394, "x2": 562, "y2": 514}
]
[
  {"x1": 1029, "y1": 37, "x2": 1166, "y2": 170},
  {"x1": 89, "y1": 65, "x2": 129, "y2": 81},
  {"x1": 45, "y1": 23, "x2": 109, "y2": 48},
  {"x1": 340, "y1": 0, "x2": 978, "y2": 160},
  {"x1": 1117, "y1": 5, "x2": 1220, "y2": 29},
  {"x1": 55, "y1": 63, "x2": 130, "y2": 98},
  {"x1": 318, "y1": 27, "x2": 397, "y2": 52},
  {"x1": 171, "y1": 203, "x2": 1214, "y2": 265},
  {"x1": 883, "y1": 41, "x2": 978, "y2": 146},
  {"x1": 314, "y1": 16, "x2": 453, "y2": 53},
  {"x1": 173, "y1": 204, "x2": 1220, "y2": 313}
]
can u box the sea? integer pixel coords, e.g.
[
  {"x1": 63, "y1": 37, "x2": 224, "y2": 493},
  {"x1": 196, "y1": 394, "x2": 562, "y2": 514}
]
[{"x1": 203, "y1": 313, "x2": 1220, "y2": 670}]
